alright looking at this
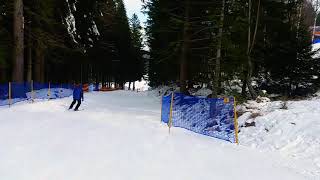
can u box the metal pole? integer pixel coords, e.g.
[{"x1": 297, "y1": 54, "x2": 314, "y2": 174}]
[
  {"x1": 160, "y1": 95, "x2": 163, "y2": 123},
  {"x1": 31, "y1": 80, "x2": 34, "y2": 102},
  {"x1": 168, "y1": 92, "x2": 174, "y2": 133},
  {"x1": 8, "y1": 82, "x2": 11, "y2": 107},
  {"x1": 312, "y1": 0, "x2": 319, "y2": 43},
  {"x1": 81, "y1": 64, "x2": 83, "y2": 84},
  {"x1": 234, "y1": 97, "x2": 239, "y2": 144},
  {"x1": 48, "y1": 82, "x2": 51, "y2": 100}
]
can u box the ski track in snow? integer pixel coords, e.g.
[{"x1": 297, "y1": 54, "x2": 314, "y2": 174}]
[{"x1": 0, "y1": 91, "x2": 318, "y2": 180}]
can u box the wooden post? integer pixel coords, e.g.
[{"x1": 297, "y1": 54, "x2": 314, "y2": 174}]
[
  {"x1": 8, "y1": 82, "x2": 12, "y2": 107},
  {"x1": 234, "y1": 97, "x2": 239, "y2": 144},
  {"x1": 48, "y1": 82, "x2": 51, "y2": 100},
  {"x1": 168, "y1": 92, "x2": 174, "y2": 133},
  {"x1": 31, "y1": 80, "x2": 34, "y2": 102},
  {"x1": 160, "y1": 95, "x2": 163, "y2": 123},
  {"x1": 60, "y1": 83, "x2": 63, "y2": 98}
]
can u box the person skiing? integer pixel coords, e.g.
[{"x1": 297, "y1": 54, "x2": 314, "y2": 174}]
[{"x1": 69, "y1": 83, "x2": 84, "y2": 111}]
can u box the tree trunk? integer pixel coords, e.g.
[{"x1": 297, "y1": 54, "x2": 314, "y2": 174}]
[
  {"x1": 296, "y1": 3, "x2": 302, "y2": 39},
  {"x1": 128, "y1": 81, "x2": 131, "y2": 90},
  {"x1": 34, "y1": 45, "x2": 45, "y2": 83},
  {"x1": 133, "y1": 81, "x2": 135, "y2": 91},
  {"x1": 249, "y1": 0, "x2": 261, "y2": 54},
  {"x1": 312, "y1": 0, "x2": 319, "y2": 42},
  {"x1": 179, "y1": 0, "x2": 191, "y2": 94},
  {"x1": 12, "y1": 0, "x2": 24, "y2": 82},
  {"x1": 27, "y1": 45, "x2": 32, "y2": 82},
  {"x1": 0, "y1": 66, "x2": 6, "y2": 83},
  {"x1": 245, "y1": 0, "x2": 258, "y2": 99},
  {"x1": 241, "y1": 71, "x2": 248, "y2": 97},
  {"x1": 213, "y1": 0, "x2": 225, "y2": 97},
  {"x1": 247, "y1": 56, "x2": 257, "y2": 99},
  {"x1": 27, "y1": 22, "x2": 32, "y2": 82},
  {"x1": 80, "y1": 64, "x2": 83, "y2": 84}
]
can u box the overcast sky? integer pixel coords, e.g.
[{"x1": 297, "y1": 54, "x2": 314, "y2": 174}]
[{"x1": 124, "y1": 0, "x2": 147, "y2": 25}]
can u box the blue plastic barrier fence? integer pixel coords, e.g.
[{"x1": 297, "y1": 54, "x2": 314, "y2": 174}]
[
  {"x1": 161, "y1": 93, "x2": 239, "y2": 143},
  {"x1": 0, "y1": 83, "x2": 9, "y2": 106},
  {"x1": 0, "y1": 82, "x2": 75, "y2": 107},
  {"x1": 161, "y1": 94, "x2": 172, "y2": 124},
  {"x1": 11, "y1": 82, "x2": 32, "y2": 104}
]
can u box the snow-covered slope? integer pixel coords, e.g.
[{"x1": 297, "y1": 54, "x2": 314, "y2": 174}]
[
  {"x1": 238, "y1": 97, "x2": 320, "y2": 177},
  {"x1": 0, "y1": 91, "x2": 318, "y2": 179}
]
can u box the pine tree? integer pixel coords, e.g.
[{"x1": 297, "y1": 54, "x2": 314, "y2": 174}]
[
  {"x1": 12, "y1": 0, "x2": 24, "y2": 82},
  {"x1": 0, "y1": 0, "x2": 11, "y2": 82}
]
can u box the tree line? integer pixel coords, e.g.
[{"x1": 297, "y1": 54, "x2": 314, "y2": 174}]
[
  {"x1": 144, "y1": 0, "x2": 320, "y2": 98},
  {"x1": 0, "y1": 0, "x2": 145, "y2": 89},
  {"x1": 1, "y1": 0, "x2": 320, "y2": 98}
]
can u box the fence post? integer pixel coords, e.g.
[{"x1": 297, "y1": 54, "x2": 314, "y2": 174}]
[
  {"x1": 168, "y1": 92, "x2": 174, "y2": 133},
  {"x1": 60, "y1": 83, "x2": 63, "y2": 98},
  {"x1": 8, "y1": 82, "x2": 11, "y2": 107},
  {"x1": 48, "y1": 82, "x2": 51, "y2": 100},
  {"x1": 160, "y1": 95, "x2": 163, "y2": 123},
  {"x1": 234, "y1": 97, "x2": 239, "y2": 144},
  {"x1": 31, "y1": 80, "x2": 34, "y2": 102}
]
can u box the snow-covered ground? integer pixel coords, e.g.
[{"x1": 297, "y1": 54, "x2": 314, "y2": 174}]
[
  {"x1": 238, "y1": 97, "x2": 320, "y2": 178},
  {"x1": 0, "y1": 91, "x2": 318, "y2": 179},
  {"x1": 312, "y1": 43, "x2": 320, "y2": 58}
]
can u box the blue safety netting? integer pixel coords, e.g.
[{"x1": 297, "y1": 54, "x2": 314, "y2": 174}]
[
  {"x1": 161, "y1": 94, "x2": 172, "y2": 124},
  {"x1": 93, "y1": 83, "x2": 100, "y2": 91},
  {"x1": 0, "y1": 82, "x2": 75, "y2": 106},
  {"x1": 0, "y1": 83, "x2": 9, "y2": 106},
  {"x1": 11, "y1": 82, "x2": 32, "y2": 104},
  {"x1": 162, "y1": 93, "x2": 237, "y2": 143},
  {"x1": 61, "y1": 84, "x2": 74, "y2": 90},
  {"x1": 89, "y1": 84, "x2": 96, "y2": 91},
  {"x1": 49, "y1": 83, "x2": 74, "y2": 99},
  {"x1": 313, "y1": 38, "x2": 320, "y2": 44}
]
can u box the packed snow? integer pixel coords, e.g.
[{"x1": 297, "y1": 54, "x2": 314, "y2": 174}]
[{"x1": 0, "y1": 91, "x2": 319, "y2": 179}]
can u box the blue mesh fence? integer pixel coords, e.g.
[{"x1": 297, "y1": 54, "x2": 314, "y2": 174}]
[
  {"x1": 93, "y1": 84, "x2": 100, "y2": 91},
  {"x1": 62, "y1": 83, "x2": 74, "y2": 90},
  {"x1": 161, "y1": 94, "x2": 172, "y2": 124},
  {"x1": 0, "y1": 84, "x2": 9, "y2": 106},
  {"x1": 50, "y1": 83, "x2": 74, "y2": 99},
  {"x1": 0, "y1": 82, "x2": 75, "y2": 107},
  {"x1": 11, "y1": 82, "x2": 32, "y2": 104},
  {"x1": 162, "y1": 93, "x2": 237, "y2": 143},
  {"x1": 33, "y1": 82, "x2": 50, "y2": 100},
  {"x1": 33, "y1": 82, "x2": 49, "y2": 91}
]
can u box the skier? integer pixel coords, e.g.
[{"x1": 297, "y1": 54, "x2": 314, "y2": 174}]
[{"x1": 69, "y1": 83, "x2": 84, "y2": 111}]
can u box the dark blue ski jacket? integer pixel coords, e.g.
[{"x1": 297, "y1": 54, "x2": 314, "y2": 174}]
[{"x1": 73, "y1": 85, "x2": 83, "y2": 100}]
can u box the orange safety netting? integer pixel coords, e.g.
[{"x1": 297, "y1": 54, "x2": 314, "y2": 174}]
[{"x1": 99, "y1": 87, "x2": 122, "y2": 92}]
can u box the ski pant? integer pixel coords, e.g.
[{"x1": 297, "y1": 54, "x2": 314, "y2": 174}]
[{"x1": 69, "y1": 99, "x2": 81, "y2": 110}]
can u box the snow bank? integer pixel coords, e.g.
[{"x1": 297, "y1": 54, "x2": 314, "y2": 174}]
[{"x1": 238, "y1": 97, "x2": 320, "y2": 177}]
